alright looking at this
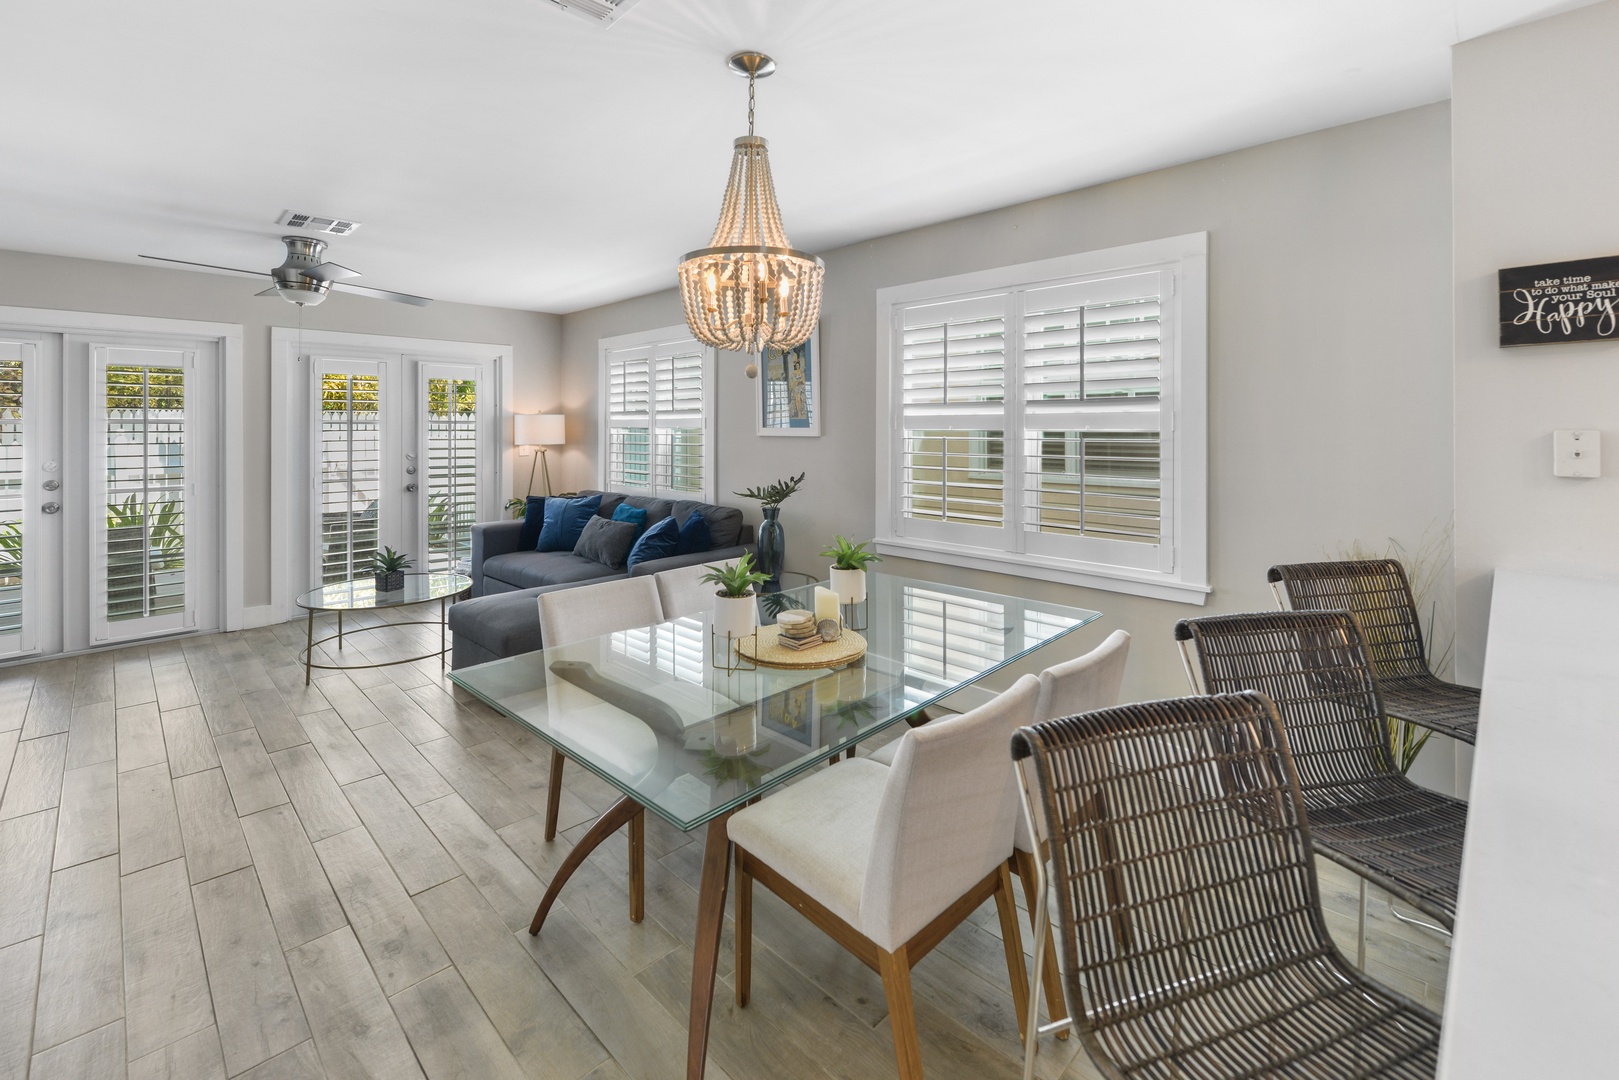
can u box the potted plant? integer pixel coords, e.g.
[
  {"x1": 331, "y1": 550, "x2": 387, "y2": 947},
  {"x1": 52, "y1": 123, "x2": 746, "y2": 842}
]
[
  {"x1": 733, "y1": 471, "x2": 805, "y2": 585},
  {"x1": 820, "y1": 535, "x2": 882, "y2": 604},
  {"x1": 700, "y1": 553, "x2": 769, "y2": 638},
  {"x1": 373, "y1": 546, "x2": 413, "y2": 592}
]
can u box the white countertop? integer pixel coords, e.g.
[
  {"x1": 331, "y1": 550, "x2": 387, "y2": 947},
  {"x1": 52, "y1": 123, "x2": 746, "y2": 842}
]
[{"x1": 1437, "y1": 569, "x2": 1619, "y2": 1078}]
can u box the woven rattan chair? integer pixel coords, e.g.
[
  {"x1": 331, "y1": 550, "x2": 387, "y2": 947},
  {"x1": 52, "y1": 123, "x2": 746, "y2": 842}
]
[
  {"x1": 1269, "y1": 559, "x2": 1478, "y2": 744},
  {"x1": 1175, "y1": 611, "x2": 1466, "y2": 943},
  {"x1": 1011, "y1": 692, "x2": 1440, "y2": 1080}
]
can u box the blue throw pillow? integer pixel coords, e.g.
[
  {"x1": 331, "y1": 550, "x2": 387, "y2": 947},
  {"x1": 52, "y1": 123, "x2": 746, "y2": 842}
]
[
  {"x1": 536, "y1": 494, "x2": 602, "y2": 552},
  {"x1": 626, "y1": 515, "x2": 680, "y2": 571},
  {"x1": 674, "y1": 510, "x2": 711, "y2": 556},
  {"x1": 611, "y1": 503, "x2": 649, "y2": 541},
  {"x1": 518, "y1": 496, "x2": 547, "y2": 552}
]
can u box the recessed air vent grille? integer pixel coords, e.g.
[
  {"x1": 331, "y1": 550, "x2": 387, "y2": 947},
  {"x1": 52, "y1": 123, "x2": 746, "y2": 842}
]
[
  {"x1": 277, "y1": 210, "x2": 361, "y2": 235},
  {"x1": 543, "y1": 0, "x2": 641, "y2": 26}
]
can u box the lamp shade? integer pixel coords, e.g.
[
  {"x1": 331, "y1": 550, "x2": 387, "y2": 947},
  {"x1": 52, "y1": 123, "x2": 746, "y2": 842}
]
[{"x1": 515, "y1": 413, "x2": 566, "y2": 446}]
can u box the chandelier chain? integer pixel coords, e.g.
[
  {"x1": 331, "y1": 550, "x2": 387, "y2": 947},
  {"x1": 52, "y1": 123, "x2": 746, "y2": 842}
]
[{"x1": 747, "y1": 73, "x2": 755, "y2": 136}]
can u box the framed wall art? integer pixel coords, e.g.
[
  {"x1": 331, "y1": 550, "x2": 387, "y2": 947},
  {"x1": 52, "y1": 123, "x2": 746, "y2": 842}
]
[{"x1": 758, "y1": 329, "x2": 820, "y2": 436}]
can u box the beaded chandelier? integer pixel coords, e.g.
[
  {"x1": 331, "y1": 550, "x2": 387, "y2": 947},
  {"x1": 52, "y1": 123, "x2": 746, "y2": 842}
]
[{"x1": 679, "y1": 52, "x2": 824, "y2": 356}]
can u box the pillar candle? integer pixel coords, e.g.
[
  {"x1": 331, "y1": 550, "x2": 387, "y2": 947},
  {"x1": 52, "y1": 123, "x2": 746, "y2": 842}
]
[{"x1": 813, "y1": 586, "x2": 840, "y2": 625}]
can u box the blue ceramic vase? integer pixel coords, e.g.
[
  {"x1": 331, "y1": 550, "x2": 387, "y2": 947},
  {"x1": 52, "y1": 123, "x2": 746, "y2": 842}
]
[{"x1": 755, "y1": 506, "x2": 785, "y2": 586}]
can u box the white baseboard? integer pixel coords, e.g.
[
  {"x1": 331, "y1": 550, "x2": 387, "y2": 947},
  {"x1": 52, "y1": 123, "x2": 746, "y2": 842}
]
[{"x1": 242, "y1": 604, "x2": 286, "y2": 629}]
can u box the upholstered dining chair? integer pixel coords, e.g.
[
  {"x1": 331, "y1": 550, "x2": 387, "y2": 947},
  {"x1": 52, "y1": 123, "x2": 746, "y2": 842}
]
[
  {"x1": 728, "y1": 676, "x2": 1042, "y2": 1080},
  {"x1": 1176, "y1": 610, "x2": 1467, "y2": 958},
  {"x1": 653, "y1": 559, "x2": 737, "y2": 621},
  {"x1": 1269, "y1": 558, "x2": 1479, "y2": 744},
  {"x1": 1011, "y1": 692, "x2": 1441, "y2": 1080},
  {"x1": 866, "y1": 629, "x2": 1132, "y2": 1040},
  {"x1": 536, "y1": 575, "x2": 665, "y2": 921}
]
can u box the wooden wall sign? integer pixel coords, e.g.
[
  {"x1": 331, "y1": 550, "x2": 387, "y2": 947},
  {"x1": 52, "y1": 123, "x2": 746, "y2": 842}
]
[{"x1": 1499, "y1": 255, "x2": 1619, "y2": 347}]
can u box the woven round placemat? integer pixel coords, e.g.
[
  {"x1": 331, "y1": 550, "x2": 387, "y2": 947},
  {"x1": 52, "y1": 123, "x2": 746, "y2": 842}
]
[{"x1": 736, "y1": 629, "x2": 867, "y2": 670}]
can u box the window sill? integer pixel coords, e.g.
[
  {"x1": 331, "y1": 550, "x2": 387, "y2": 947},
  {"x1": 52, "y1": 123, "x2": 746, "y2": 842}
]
[{"x1": 874, "y1": 537, "x2": 1211, "y2": 606}]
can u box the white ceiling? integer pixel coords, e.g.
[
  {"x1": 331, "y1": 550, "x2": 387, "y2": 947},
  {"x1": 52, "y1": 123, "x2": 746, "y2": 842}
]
[{"x1": 0, "y1": 0, "x2": 1597, "y2": 313}]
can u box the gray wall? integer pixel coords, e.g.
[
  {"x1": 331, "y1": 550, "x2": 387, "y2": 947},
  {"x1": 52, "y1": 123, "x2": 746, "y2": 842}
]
[
  {"x1": 0, "y1": 247, "x2": 561, "y2": 610},
  {"x1": 1453, "y1": 0, "x2": 1619, "y2": 681},
  {"x1": 558, "y1": 102, "x2": 1457, "y2": 755}
]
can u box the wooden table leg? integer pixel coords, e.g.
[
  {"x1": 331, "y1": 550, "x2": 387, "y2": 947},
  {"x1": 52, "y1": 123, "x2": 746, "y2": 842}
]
[
  {"x1": 628, "y1": 808, "x2": 645, "y2": 923},
  {"x1": 529, "y1": 795, "x2": 642, "y2": 935},
  {"x1": 687, "y1": 813, "x2": 734, "y2": 1080}
]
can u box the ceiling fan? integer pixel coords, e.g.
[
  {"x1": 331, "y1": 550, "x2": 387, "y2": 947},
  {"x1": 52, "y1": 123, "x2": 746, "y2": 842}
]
[{"x1": 140, "y1": 235, "x2": 433, "y2": 307}]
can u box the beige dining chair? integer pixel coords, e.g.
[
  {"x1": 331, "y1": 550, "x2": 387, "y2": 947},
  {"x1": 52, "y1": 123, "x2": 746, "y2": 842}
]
[
  {"x1": 728, "y1": 675, "x2": 1041, "y2": 1080},
  {"x1": 536, "y1": 575, "x2": 664, "y2": 921},
  {"x1": 653, "y1": 559, "x2": 738, "y2": 621},
  {"x1": 866, "y1": 629, "x2": 1131, "y2": 1039}
]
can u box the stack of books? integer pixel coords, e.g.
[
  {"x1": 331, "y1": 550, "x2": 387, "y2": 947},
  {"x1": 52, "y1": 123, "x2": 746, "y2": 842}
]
[{"x1": 776, "y1": 610, "x2": 822, "y2": 651}]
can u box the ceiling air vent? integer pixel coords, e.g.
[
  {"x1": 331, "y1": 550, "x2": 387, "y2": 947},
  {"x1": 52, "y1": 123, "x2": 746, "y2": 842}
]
[
  {"x1": 543, "y1": 0, "x2": 642, "y2": 27},
  {"x1": 277, "y1": 210, "x2": 361, "y2": 235}
]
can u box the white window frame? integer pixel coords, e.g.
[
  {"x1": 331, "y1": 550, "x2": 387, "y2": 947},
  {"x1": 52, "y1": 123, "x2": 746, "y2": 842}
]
[
  {"x1": 598, "y1": 325, "x2": 716, "y2": 502},
  {"x1": 875, "y1": 233, "x2": 1209, "y2": 605}
]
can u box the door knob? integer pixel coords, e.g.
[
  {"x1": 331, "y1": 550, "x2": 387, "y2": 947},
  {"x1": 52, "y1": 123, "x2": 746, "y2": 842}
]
[
  {"x1": 405, "y1": 483, "x2": 418, "y2": 493},
  {"x1": 42, "y1": 479, "x2": 60, "y2": 491},
  {"x1": 42, "y1": 502, "x2": 60, "y2": 514}
]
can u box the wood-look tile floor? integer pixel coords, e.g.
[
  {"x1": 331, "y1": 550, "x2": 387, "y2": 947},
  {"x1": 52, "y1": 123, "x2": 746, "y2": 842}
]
[{"x1": 0, "y1": 613, "x2": 1451, "y2": 1079}]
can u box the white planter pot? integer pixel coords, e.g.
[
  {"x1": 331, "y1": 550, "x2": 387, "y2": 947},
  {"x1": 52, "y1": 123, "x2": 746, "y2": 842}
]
[
  {"x1": 713, "y1": 593, "x2": 757, "y2": 638},
  {"x1": 830, "y1": 567, "x2": 867, "y2": 604}
]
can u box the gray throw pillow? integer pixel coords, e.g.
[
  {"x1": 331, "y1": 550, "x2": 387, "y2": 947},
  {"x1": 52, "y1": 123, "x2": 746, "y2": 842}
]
[{"x1": 572, "y1": 515, "x2": 638, "y2": 570}]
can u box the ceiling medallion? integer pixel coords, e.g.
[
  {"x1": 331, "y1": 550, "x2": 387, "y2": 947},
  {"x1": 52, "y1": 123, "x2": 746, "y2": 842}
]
[{"x1": 678, "y1": 51, "x2": 825, "y2": 357}]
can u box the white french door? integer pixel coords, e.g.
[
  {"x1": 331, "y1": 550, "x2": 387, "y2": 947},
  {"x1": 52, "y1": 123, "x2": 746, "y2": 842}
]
[
  {"x1": 307, "y1": 353, "x2": 497, "y2": 587},
  {"x1": 0, "y1": 329, "x2": 221, "y2": 660}
]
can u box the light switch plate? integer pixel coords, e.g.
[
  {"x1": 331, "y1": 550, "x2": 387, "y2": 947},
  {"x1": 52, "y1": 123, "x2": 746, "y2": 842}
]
[{"x1": 1553, "y1": 429, "x2": 1601, "y2": 478}]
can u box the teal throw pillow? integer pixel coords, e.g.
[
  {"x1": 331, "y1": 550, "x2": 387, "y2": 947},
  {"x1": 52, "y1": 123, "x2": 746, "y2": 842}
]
[{"x1": 611, "y1": 503, "x2": 650, "y2": 540}]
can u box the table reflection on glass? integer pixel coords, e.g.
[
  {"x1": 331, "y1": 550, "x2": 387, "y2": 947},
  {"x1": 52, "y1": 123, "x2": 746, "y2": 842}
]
[{"x1": 449, "y1": 571, "x2": 1102, "y2": 1080}]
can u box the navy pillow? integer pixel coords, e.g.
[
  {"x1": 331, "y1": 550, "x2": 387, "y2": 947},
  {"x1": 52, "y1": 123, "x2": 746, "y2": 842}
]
[
  {"x1": 536, "y1": 494, "x2": 602, "y2": 552},
  {"x1": 674, "y1": 510, "x2": 711, "y2": 556},
  {"x1": 611, "y1": 503, "x2": 649, "y2": 540},
  {"x1": 518, "y1": 496, "x2": 547, "y2": 552},
  {"x1": 626, "y1": 515, "x2": 680, "y2": 571}
]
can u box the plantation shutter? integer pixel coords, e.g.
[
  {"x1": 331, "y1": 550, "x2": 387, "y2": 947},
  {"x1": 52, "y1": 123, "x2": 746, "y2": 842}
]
[
  {"x1": 900, "y1": 585, "x2": 1007, "y2": 688},
  {"x1": 0, "y1": 343, "x2": 26, "y2": 650},
  {"x1": 604, "y1": 332, "x2": 711, "y2": 500},
  {"x1": 1020, "y1": 270, "x2": 1168, "y2": 571},
  {"x1": 425, "y1": 374, "x2": 479, "y2": 573},
  {"x1": 896, "y1": 293, "x2": 1010, "y2": 542},
  {"x1": 316, "y1": 364, "x2": 383, "y2": 585},
  {"x1": 653, "y1": 342, "x2": 706, "y2": 496},
  {"x1": 605, "y1": 344, "x2": 653, "y2": 493},
  {"x1": 92, "y1": 345, "x2": 193, "y2": 641}
]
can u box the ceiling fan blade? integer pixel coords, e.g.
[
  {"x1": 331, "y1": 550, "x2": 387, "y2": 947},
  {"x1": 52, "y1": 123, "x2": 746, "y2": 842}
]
[
  {"x1": 331, "y1": 281, "x2": 434, "y2": 307},
  {"x1": 306, "y1": 261, "x2": 361, "y2": 282},
  {"x1": 254, "y1": 286, "x2": 281, "y2": 297},
  {"x1": 139, "y1": 254, "x2": 269, "y2": 278}
]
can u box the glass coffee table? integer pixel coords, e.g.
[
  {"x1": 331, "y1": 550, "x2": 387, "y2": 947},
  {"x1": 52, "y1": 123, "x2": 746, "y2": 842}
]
[{"x1": 295, "y1": 571, "x2": 472, "y2": 685}]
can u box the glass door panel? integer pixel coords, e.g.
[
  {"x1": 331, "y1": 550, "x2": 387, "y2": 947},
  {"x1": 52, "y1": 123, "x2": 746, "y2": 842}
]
[
  {"x1": 0, "y1": 342, "x2": 32, "y2": 656},
  {"x1": 423, "y1": 373, "x2": 480, "y2": 573},
  {"x1": 91, "y1": 346, "x2": 194, "y2": 642},
  {"x1": 317, "y1": 367, "x2": 383, "y2": 585}
]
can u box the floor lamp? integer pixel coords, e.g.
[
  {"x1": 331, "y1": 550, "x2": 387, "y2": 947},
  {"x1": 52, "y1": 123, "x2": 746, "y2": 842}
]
[{"x1": 515, "y1": 414, "x2": 566, "y2": 497}]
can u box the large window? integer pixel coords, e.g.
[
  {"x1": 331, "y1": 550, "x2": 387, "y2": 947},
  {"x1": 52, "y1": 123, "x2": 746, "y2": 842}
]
[
  {"x1": 600, "y1": 327, "x2": 714, "y2": 500},
  {"x1": 876, "y1": 234, "x2": 1208, "y2": 603}
]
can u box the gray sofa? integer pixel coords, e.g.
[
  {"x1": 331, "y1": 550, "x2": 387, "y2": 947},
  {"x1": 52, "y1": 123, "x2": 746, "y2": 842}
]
[{"x1": 449, "y1": 490, "x2": 754, "y2": 668}]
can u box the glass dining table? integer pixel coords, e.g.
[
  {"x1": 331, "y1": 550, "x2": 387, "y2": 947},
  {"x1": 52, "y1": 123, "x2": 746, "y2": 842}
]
[{"x1": 449, "y1": 570, "x2": 1101, "y2": 1080}]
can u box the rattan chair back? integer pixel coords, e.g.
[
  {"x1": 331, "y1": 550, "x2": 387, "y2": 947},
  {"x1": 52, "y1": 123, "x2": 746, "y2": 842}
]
[
  {"x1": 1268, "y1": 559, "x2": 1431, "y2": 681},
  {"x1": 1012, "y1": 692, "x2": 1439, "y2": 1078},
  {"x1": 1175, "y1": 610, "x2": 1397, "y2": 794}
]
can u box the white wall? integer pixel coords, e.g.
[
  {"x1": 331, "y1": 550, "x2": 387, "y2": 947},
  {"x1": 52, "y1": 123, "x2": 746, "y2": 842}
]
[
  {"x1": 0, "y1": 248, "x2": 562, "y2": 611},
  {"x1": 1452, "y1": 0, "x2": 1619, "y2": 687},
  {"x1": 559, "y1": 103, "x2": 1457, "y2": 740}
]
